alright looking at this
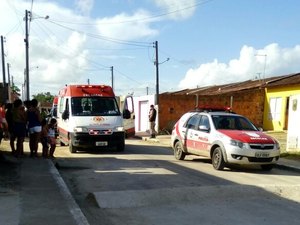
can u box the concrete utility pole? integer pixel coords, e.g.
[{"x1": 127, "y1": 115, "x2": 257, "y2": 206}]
[
  {"x1": 7, "y1": 63, "x2": 10, "y2": 86},
  {"x1": 25, "y1": 9, "x2": 30, "y2": 100},
  {"x1": 154, "y1": 41, "x2": 159, "y2": 106},
  {"x1": 1, "y1": 35, "x2": 6, "y2": 103},
  {"x1": 7, "y1": 63, "x2": 10, "y2": 102},
  {"x1": 111, "y1": 66, "x2": 114, "y2": 91}
]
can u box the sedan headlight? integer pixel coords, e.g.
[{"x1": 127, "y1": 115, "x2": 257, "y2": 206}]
[{"x1": 230, "y1": 139, "x2": 245, "y2": 149}]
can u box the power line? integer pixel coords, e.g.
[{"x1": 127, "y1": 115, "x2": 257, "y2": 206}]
[
  {"x1": 47, "y1": 20, "x2": 152, "y2": 47},
  {"x1": 49, "y1": 0, "x2": 214, "y2": 25}
]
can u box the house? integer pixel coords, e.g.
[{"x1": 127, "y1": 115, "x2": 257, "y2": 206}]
[
  {"x1": 263, "y1": 73, "x2": 300, "y2": 131},
  {"x1": 134, "y1": 73, "x2": 300, "y2": 133},
  {"x1": 0, "y1": 83, "x2": 19, "y2": 103}
]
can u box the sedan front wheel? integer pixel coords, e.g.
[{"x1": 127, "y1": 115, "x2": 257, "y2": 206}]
[
  {"x1": 174, "y1": 142, "x2": 186, "y2": 160},
  {"x1": 212, "y1": 147, "x2": 225, "y2": 170}
]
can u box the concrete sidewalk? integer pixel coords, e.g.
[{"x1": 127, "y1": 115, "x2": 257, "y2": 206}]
[{"x1": 0, "y1": 152, "x2": 89, "y2": 225}]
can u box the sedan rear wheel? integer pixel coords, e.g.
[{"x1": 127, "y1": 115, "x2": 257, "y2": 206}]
[
  {"x1": 212, "y1": 147, "x2": 225, "y2": 170},
  {"x1": 174, "y1": 142, "x2": 186, "y2": 160}
]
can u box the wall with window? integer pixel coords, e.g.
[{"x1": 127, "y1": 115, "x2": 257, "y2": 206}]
[{"x1": 263, "y1": 85, "x2": 300, "y2": 131}]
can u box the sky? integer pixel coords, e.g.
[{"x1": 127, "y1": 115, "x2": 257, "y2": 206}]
[{"x1": 1, "y1": 0, "x2": 300, "y2": 99}]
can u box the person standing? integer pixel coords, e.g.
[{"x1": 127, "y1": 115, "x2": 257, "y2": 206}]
[
  {"x1": 27, "y1": 99, "x2": 42, "y2": 157},
  {"x1": 41, "y1": 119, "x2": 49, "y2": 158},
  {"x1": 148, "y1": 104, "x2": 157, "y2": 138},
  {"x1": 5, "y1": 103, "x2": 15, "y2": 154},
  {"x1": 48, "y1": 118, "x2": 57, "y2": 158},
  {"x1": 12, "y1": 99, "x2": 27, "y2": 157}
]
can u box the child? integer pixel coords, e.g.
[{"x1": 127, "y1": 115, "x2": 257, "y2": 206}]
[
  {"x1": 41, "y1": 119, "x2": 49, "y2": 158},
  {"x1": 48, "y1": 118, "x2": 57, "y2": 158}
]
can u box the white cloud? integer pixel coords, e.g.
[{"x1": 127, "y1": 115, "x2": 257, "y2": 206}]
[
  {"x1": 178, "y1": 44, "x2": 300, "y2": 89},
  {"x1": 153, "y1": 0, "x2": 196, "y2": 20},
  {"x1": 75, "y1": 0, "x2": 94, "y2": 16},
  {"x1": 96, "y1": 9, "x2": 158, "y2": 41}
]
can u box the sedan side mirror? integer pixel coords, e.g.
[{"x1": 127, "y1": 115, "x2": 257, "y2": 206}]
[{"x1": 199, "y1": 125, "x2": 210, "y2": 132}]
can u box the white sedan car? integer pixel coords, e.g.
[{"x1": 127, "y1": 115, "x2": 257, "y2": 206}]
[{"x1": 171, "y1": 109, "x2": 280, "y2": 170}]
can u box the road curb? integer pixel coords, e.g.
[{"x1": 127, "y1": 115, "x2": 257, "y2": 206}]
[
  {"x1": 275, "y1": 163, "x2": 300, "y2": 173},
  {"x1": 48, "y1": 160, "x2": 90, "y2": 225}
]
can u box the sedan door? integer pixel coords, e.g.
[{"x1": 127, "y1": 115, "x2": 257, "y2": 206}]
[{"x1": 184, "y1": 114, "x2": 201, "y2": 152}]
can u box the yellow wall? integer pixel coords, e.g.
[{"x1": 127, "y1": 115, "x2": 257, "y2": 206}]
[{"x1": 264, "y1": 85, "x2": 300, "y2": 131}]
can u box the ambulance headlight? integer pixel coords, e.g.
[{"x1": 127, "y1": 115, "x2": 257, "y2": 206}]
[
  {"x1": 114, "y1": 126, "x2": 124, "y2": 132},
  {"x1": 73, "y1": 127, "x2": 88, "y2": 132}
]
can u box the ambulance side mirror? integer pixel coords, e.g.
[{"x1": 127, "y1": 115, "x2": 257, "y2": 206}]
[
  {"x1": 62, "y1": 110, "x2": 69, "y2": 120},
  {"x1": 123, "y1": 109, "x2": 131, "y2": 119}
]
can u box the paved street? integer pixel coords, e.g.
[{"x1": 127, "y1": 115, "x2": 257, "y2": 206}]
[
  {"x1": 56, "y1": 137, "x2": 300, "y2": 225},
  {"x1": 1, "y1": 133, "x2": 300, "y2": 225}
]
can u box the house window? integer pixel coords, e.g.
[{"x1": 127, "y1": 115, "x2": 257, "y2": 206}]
[{"x1": 269, "y1": 97, "x2": 282, "y2": 121}]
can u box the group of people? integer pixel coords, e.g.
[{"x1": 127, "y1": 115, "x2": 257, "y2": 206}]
[{"x1": 0, "y1": 98, "x2": 57, "y2": 158}]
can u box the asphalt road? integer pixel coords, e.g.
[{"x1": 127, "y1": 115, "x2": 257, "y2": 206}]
[{"x1": 55, "y1": 138, "x2": 300, "y2": 225}]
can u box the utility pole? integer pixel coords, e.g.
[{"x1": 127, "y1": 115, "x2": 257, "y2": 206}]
[
  {"x1": 154, "y1": 41, "x2": 159, "y2": 106},
  {"x1": 25, "y1": 9, "x2": 30, "y2": 100},
  {"x1": 7, "y1": 63, "x2": 10, "y2": 102},
  {"x1": 1, "y1": 35, "x2": 6, "y2": 103},
  {"x1": 111, "y1": 66, "x2": 114, "y2": 91},
  {"x1": 7, "y1": 63, "x2": 10, "y2": 86}
]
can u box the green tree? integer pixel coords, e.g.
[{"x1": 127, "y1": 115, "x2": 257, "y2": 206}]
[
  {"x1": 32, "y1": 92, "x2": 55, "y2": 104},
  {"x1": 11, "y1": 85, "x2": 21, "y2": 95}
]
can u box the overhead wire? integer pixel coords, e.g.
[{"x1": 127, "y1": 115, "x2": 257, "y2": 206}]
[
  {"x1": 4, "y1": 0, "x2": 214, "y2": 92},
  {"x1": 30, "y1": 20, "x2": 111, "y2": 72},
  {"x1": 49, "y1": 0, "x2": 213, "y2": 25},
  {"x1": 47, "y1": 19, "x2": 152, "y2": 47}
]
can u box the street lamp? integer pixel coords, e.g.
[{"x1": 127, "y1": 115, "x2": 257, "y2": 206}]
[{"x1": 24, "y1": 10, "x2": 49, "y2": 100}]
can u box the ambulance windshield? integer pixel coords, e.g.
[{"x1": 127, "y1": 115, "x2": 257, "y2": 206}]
[{"x1": 71, "y1": 97, "x2": 120, "y2": 116}]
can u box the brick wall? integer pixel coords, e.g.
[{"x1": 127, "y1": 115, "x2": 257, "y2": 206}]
[{"x1": 159, "y1": 88, "x2": 265, "y2": 132}]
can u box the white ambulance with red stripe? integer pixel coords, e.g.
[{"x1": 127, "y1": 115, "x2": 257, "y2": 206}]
[
  {"x1": 56, "y1": 84, "x2": 133, "y2": 153},
  {"x1": 171, "y1": 107, "x2": 280, "y2": 170}
]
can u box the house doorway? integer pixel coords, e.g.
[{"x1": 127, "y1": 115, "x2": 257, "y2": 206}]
[{"x1": 138, "y1": 100, "x2": 149, "y2": 132}]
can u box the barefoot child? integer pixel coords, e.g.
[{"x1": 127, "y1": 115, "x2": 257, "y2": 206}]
[
  {"x1": 41, "y1": 119, "x2": 49, "y2": 158},
  {"x1": 48, "y1": 118, "x2": 57, "y2": 158}
]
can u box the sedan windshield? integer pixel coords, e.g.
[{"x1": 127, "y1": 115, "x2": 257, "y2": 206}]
[{"x1": 212, "y1": 115, "x2": 258, "y2": 131}]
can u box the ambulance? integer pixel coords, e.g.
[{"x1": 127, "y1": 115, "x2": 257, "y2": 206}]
[{"x1": 56, "y1": 84, "x2": 133, "y2": 153}]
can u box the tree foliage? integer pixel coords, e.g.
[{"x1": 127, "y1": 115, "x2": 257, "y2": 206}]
[
  {"x1": 32, "y1": 92, "x2": 55, "y2": 103},
  {"x1": 11, "y1": 85, "x2": 21, "y2": 95}
]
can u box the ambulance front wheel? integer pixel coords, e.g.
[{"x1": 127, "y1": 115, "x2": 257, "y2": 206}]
[
  {"x1": 69, "y1": 140, "x2": 77, "y2": 153},
  {"x1": 117, "y1": 141, "x2": 125, "y2": 152}
]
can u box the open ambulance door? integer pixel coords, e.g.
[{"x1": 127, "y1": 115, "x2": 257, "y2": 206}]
[{"x1": 118, "y1": 95, "x2": 135, "y2": 138}]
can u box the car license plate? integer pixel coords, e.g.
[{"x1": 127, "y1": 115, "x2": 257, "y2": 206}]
[
  {"x1": 255, "y1": 152, "x2": 270, "y2": 158},
  {"x1": 96, "y1": 141, "x2": 108, "y2": 146}
]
